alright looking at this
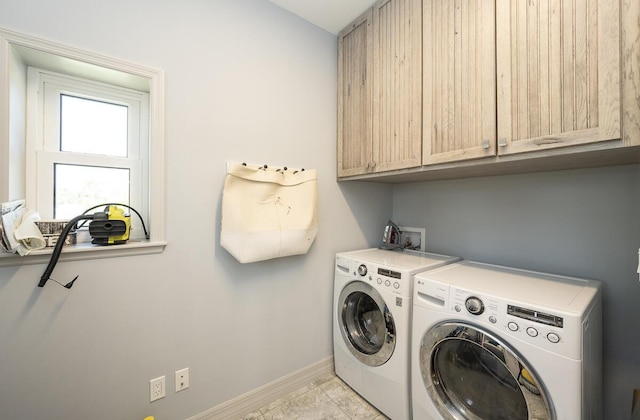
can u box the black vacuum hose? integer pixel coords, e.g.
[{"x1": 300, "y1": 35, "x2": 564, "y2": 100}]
[{"x1": 38, "y1": 214, "x2": 94, "y2": 287}]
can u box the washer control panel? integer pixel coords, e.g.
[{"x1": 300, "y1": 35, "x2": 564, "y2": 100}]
[
  {"x1": 352, "y1": 261, "x2": 408, "y2": 297},
  {"x1": 449, "y1": 286, "x2": 570, "y2": 355}
]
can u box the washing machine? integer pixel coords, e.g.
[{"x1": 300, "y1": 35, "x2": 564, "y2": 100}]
[
  {"x1": 411, "y1": 260, "x2": 602, "y2": 420},
  {"x1": 334, "y1": 248, "x2": 461, "y2": 420}
]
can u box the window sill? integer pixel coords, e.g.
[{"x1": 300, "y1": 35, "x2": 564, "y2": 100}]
[{"x1": 0, "y1": 240, "x2": 167, "y2": 267}]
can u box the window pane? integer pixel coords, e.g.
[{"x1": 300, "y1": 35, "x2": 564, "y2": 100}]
[
  {"x1": 60, "y1": 95, "x2": 128, "y2": 157},
  {"x1": 54, "y1": 164, "x2": 130, "y2": 219}
]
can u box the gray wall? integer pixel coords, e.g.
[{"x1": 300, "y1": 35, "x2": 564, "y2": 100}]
[
  {"x1": 393, "y1": 163, "x2": 640, "y2": 418},
  {"x1": 0, "y1": 1, "x2": 392, "y2": 419}
]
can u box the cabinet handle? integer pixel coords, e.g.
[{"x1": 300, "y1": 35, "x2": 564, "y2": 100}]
[
  {"x1": 498, "y1": 138, "x2": 507, "y2": 147},
  {"x1": 371, "y1": 161, "x2": 377, "y2": 168},
  {"x1": 482, "y1": 140, "x2": 490, "y2": 149}
]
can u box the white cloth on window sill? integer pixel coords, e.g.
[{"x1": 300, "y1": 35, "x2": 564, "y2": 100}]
[
  {"x1": 220, "y1": 162, "x2": 318, "y2": 263},
  {"x1": 13, "y1": 210, "x2": 46, "y2": 255}
]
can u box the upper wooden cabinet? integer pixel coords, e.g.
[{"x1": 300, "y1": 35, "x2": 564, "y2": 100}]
[
  {"x1": 423, "y1": 0, "x2": 621, "y2": 163},
  {"x1": 422, "y1": 0, "x2": 497, "y2": 165},
  {"x1": 337, "y1": 11, "x2": 372, "y2": 178},
  {"x1": 337, "y1": 0, "x2": 638, "y2": 181},
  {"x1": 495, "y1": 0, "x2": 621, "y2": 156},
  {"x1": 337, "y1": 0, "x2": 422, "y2": 177}
]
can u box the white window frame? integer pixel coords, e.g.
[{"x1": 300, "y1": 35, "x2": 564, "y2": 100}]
[
  {"x1": 0, "y1": 27, "x2": 165, "y2": 266},
  {"x1": 27, "y1": 68, "x2": 148, "y2": 238}
]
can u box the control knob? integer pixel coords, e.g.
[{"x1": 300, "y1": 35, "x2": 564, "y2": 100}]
[
  {"x1": 357, "y1": 264, "x2": 367, "y2": 276},
  {"x1": 465, "y1": 296, "x2": 484, "y2": 315}
]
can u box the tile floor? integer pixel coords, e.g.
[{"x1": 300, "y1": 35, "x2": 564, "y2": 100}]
[{"x1": 241, "y1": 373, "x2": 390, "y2": 420}]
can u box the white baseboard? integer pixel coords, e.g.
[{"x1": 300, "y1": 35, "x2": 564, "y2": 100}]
[{"x1": 187, "y1": 356, "x2": 335, "y2": 420}]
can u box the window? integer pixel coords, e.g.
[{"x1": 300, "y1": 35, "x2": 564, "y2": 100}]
[
  {"x1": 0, "y1": 26, "x2": 165, "y2": 263},
  {"x1": 27, "y1": 68, "x2": 148, "y2": 237}
]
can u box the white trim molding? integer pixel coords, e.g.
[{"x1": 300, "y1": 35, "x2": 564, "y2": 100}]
[
  {"x1": 188, "y1": 357, "x2": 335, "y2": 420},
  {"x1": 0, "y1": 26, "x2": 166, "y2": 258}
]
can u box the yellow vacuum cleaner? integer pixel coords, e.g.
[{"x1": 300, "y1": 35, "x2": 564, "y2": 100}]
[{"x1": 88, "y1": 205, "x2": 131, "y2": 245}]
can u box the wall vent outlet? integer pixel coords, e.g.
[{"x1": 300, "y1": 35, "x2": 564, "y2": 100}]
[{"x1": 399, "y1": 227, "x2": 426, "y2": 251}]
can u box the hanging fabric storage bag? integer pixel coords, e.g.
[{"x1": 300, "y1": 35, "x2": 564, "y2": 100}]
[{"x1": 220, "y1": 162, "x2": 318, "y2": 263}]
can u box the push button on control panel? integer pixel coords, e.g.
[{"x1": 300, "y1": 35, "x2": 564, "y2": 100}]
[
  {"x1": 547, "y1": 333, "x2": 560, "y2": 343},
  {"x1": 526, "y1": 327, "x2": 539, "y2": 337},
  {"x1": 508, "y1": 322, "x2": 519, "y2": 332}
]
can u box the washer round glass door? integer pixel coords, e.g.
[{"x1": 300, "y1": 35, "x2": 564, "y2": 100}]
[
  {"x1": 338, "y1": 281, "x2": 395, "y2": 367},
  {"x1": 419, "y1": 322, "x2": 553, "y2": 420}
]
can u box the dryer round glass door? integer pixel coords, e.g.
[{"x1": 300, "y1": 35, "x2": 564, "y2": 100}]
[
  {"x1": 419, "y1": 322, "x2": 553, "y2": 420},
  {"x1": 338, "y1": 281, "x2": 396, "y2": 367}
]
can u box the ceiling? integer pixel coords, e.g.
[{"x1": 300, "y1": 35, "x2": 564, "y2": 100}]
[{"x1": 268, "y1": 0, "x2": 377, "y2": 35}]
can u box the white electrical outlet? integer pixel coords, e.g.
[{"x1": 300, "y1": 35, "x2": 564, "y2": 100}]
[
  {"x1": 150, "y1": 376, "x2": 166, "y2": 402},
  {"x1": 175, "y1": 368, "x2": 190, "y2": 392}
]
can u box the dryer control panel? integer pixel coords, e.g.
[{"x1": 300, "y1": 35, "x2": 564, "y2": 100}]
[
  {"x1": 448, "y1": 286, "x2": 581, "y2": 359},
  {"x1": 413, "y1": 260, "x2": 600, "y2": 362}
]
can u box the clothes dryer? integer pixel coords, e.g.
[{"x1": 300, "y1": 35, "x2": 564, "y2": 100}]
[
  {"x1": 411, "y1": 260, "x2": 602, "y2": 420},
  {"x1": 334, "y1": 248, "x2": 460, "y2": 420}
]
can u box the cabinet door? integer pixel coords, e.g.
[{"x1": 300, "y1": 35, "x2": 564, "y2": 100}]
[
  {"x1": 422, "y1": 0, "x2": 497, "y2": 165},
  {"x1": 337, "y1": 11, "x2": 373, "y2": 178},
  {"x1": 496, "y1": 0, "x2": 621, "y2": 155},
  {"x1": 371, "y1": 0, "x2": 422, "y2": 173}
]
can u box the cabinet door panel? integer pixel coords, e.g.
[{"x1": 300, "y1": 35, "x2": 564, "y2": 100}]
[
  {"x1": 337, "y1": 12, "x2": 373, "y2": 177},
  {"x1": 423, "y1": 0, "x2": 497, "y2": 165},
  {"x1": 372, "y1": 0, "x2": 422, "y2": 172},
  {"x1": 496, "y1": 0, "x2": 620, "y2": 155}
]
